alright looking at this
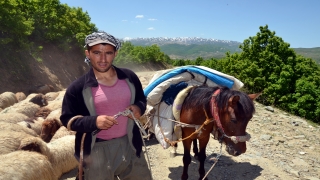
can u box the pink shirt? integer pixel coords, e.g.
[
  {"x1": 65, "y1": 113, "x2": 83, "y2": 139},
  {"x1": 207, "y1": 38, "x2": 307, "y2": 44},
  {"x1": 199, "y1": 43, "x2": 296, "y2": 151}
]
[{"x1": 91, "y1": 79, "x2": 131, "y2": 140}]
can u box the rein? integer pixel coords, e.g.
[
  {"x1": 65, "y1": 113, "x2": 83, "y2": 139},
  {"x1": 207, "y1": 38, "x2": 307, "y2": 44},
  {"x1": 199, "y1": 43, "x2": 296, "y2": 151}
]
[
  {"x1": 156, "y1": 105, "x2": 214, "y2": 147},
  {"x1": 210, "y1": 89, "x2": 251, "y2": 144}
]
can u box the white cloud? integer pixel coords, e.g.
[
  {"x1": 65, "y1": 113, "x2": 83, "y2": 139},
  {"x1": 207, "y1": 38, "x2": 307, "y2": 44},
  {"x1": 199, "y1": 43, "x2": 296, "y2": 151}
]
[
  {"x1": 135, "y1": 15, "x2": 144, "y2": 18},
  {"x1": 148, "y1": 18, "x2": 157, "y2": 21},
  {"x1": 147, "y1": 27, "x2": 155, "y2": 30}
]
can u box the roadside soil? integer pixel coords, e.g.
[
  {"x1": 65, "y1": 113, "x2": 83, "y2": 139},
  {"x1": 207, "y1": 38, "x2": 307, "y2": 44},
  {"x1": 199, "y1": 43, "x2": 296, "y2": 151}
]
[{"x1": 60, "y1": 70, "x2": 320, "y2": 180}]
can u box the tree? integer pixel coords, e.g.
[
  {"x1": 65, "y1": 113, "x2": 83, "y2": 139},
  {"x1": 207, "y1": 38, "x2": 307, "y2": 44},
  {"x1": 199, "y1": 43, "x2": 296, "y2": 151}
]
[
  {"x1": 0, "y1": 0, "x2": 34, "y2": 49},
  {"x1": 115, "y1": 41, "x2": 139, "y2": 64},
  {"x1": 224, "y1": 25, "x2": 320, "y2": 123}
]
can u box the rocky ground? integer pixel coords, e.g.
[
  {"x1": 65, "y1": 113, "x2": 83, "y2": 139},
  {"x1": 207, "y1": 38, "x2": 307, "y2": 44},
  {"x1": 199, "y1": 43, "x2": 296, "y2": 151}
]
[{"x1": 60, "y1": 71, "x2": 320, "y2": 180}]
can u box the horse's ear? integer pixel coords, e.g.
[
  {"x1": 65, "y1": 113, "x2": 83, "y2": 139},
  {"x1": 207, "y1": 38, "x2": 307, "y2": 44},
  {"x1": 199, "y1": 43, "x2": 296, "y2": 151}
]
[
  {"x1": 248, "y1": 91, "x2": 263, "y2": 101},
  {"x1": 229, "y1": 95, "x2": 240, "y2": 106}
]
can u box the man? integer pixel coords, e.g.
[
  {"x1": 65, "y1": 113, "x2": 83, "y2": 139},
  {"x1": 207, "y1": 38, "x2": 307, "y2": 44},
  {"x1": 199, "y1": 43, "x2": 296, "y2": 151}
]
[{"x1": 60, "y1": 31, "x2": 152, "y2": 180}]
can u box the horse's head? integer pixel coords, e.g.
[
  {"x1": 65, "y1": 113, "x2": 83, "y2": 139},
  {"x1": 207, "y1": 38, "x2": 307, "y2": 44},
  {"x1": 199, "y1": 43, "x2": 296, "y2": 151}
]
[{"x1": 214, "y1": 88, "x2": 261, "y2": 156}]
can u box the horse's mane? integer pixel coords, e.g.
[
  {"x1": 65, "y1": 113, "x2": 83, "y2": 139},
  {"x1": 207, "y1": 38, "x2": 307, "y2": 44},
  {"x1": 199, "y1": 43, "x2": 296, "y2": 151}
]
[{"x1": 183, "y1": 86, "x2": 255, "y2": 119}]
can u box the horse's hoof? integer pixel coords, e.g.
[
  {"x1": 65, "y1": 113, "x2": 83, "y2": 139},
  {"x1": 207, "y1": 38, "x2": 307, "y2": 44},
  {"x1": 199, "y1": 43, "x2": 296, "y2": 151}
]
[
  {"x1": 181, "y1": 175, "x2": 188, "y2": 180},
  {"x1": 170, "y1": 151, "x2": 176, "y2": 158}
]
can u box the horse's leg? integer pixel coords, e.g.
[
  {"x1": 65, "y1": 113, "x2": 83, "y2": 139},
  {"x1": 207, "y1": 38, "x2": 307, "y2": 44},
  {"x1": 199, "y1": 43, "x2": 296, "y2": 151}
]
[
  {"x1": 198, "y1": 136, "x2": 210, "y2": 180},
  {"x1": 192, "y1": 139, "x2": 199, "y2": 160},
  {"x1": 181, "y1": 138, "x2": 193, "y2": 180},
  {"x1": 170, "y1": 143, "x2": 178, "y2": 158}
]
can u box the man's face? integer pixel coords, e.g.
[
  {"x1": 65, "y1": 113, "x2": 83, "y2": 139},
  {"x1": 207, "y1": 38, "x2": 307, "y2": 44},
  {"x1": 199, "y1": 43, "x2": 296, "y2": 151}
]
[{"x1": 85, "y1": 44, "x2": 117, "y2": 73}]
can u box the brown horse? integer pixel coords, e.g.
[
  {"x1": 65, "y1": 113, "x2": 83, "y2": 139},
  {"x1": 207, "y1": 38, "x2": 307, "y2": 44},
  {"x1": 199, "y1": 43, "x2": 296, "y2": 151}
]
[{"x1": 179, "y1": 86, "x2": 260, "y2": 180}]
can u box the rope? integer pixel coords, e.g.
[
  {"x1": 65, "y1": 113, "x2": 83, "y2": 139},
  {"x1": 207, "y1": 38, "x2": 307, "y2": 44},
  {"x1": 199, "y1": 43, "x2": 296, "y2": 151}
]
[
  {"x1": 125, "y1": 109, "x2": 153, "y2": 180},
  {"x1": 139, "y1": 122, "x2": 154, "y2": 180},
  {"x1": 153, "y1": 114, "x2": 194, "y2": 127},
  {"x1": 225, "y1": 132, "x2": 251, "y2": 144},
  {"x1": 157, "y1": 106, "x2": 214, "y2": 147},
  {"x1": 202, "y1": 142, "x2": 223, "y2": 180}
]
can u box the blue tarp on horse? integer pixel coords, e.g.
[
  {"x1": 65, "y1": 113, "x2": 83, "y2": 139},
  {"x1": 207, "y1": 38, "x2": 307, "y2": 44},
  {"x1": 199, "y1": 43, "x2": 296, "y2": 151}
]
[{"x1": 144, "y1": 66, "x2": 239, "y2": 97}]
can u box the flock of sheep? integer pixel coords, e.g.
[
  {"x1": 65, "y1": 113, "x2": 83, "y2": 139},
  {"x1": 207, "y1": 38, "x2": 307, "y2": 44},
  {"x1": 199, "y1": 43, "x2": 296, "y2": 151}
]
[{"x1": 0, "y1": 88, "x2": 78, "y2": 180}]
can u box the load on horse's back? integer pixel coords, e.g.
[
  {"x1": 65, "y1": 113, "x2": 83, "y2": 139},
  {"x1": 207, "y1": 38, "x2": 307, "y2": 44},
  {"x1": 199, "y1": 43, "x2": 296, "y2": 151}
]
[{"x1": 142, "y1": 65, "x2": 261, "y2": 180}]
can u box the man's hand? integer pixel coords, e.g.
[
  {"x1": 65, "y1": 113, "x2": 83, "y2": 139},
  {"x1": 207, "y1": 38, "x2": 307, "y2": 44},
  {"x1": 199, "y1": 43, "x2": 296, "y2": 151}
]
[
  {"x1": 96, "y1": 115, "x2": 118, "y2": 129},
  {"x1": 126, "y1": 105, "x2": 142, "y2": 120}
]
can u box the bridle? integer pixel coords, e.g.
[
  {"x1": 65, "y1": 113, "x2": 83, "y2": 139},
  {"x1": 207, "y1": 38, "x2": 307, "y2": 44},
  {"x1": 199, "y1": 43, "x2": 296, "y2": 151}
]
[{"x1": 210, "y1": 89, "x2": 251, "y2": 144}]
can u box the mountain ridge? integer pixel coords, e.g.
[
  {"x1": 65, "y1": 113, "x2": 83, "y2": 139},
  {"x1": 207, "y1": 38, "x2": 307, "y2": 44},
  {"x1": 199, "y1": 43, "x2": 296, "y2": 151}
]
[
  {"x1": 125, "y1": 37, "x2": 320, "y2": 62},
  {"x1": 123, "y1": 37, "x2": 241, "y2": 46}
]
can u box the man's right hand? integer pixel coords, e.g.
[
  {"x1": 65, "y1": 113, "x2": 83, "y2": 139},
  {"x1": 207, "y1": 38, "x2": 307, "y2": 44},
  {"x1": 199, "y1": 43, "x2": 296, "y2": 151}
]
[{"x1": 96, "y1": 115, "x2": 118, "y2": 130}]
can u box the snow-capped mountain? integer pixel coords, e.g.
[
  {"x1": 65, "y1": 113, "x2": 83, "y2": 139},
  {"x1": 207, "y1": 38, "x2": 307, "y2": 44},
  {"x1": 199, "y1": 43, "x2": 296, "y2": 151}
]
[{"x1": 122, "y1": 37, "x2": 241, "y2": 46}]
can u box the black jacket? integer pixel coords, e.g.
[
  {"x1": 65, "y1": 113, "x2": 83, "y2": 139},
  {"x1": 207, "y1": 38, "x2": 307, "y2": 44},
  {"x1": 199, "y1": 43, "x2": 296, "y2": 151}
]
[{"x1": 60, "y1": 66, "x2": 146, "y2": 159}]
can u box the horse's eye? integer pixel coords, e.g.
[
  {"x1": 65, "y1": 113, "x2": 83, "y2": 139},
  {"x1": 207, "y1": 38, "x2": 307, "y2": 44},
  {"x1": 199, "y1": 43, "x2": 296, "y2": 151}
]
[{"x1": 231, "y1": 118, "x2": 237, "y2": 123}]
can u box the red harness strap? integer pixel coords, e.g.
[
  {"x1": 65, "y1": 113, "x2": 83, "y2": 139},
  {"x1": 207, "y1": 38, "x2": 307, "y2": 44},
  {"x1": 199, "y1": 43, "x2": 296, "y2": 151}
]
[
  {"x1": 210, "y1": 89, "x2": 251, "y2": 144},
  {"x1": 210, "y1": 89, "x2": 224, "y2": 131}
]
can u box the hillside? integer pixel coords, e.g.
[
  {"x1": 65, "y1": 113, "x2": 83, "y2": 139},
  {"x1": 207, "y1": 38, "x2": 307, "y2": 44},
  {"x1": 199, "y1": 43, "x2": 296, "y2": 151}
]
[
  {"x1": 0, "y1": 43, "x2": 89, "y2": 95},
  {"x1": 0, "y1": 43, "x2": 169, "y2": 96},
  {"x1": 293, "y1": 47, "x2": 320, "y2": 63}
]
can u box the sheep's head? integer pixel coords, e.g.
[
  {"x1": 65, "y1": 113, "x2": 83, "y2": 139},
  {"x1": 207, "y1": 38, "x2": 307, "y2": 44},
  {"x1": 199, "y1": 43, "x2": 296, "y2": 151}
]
[
  {"x1": 41, "y1": 95, "x2": 48, "y2": 106},
  {"x1": 40, "y1": 118, "x2": 61, "y2": 142},
  {"x1": 29, "y1": 94, "x2": 48, "y2": 107}
]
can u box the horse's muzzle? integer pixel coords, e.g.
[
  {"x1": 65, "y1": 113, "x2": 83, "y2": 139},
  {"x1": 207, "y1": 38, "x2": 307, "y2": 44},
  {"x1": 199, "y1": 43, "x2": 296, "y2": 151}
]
[{"x1": 225, "y1": 143, "x2": 246, "y2": 156}]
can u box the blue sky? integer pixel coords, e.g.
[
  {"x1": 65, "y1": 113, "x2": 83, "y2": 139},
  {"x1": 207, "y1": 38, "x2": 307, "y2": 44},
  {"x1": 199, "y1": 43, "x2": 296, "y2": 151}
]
[{"x1": 60, "y1": 0, "x2": 320, "y2": 48}]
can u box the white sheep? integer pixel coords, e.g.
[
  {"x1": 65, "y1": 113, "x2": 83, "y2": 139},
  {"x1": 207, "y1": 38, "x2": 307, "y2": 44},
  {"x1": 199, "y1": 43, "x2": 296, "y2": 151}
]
[
  {"x1": 52, "y1": 90, "x2": 66, "y2": 101},
  {"x1": 17, "y1": 117, "x2": 45, "y2": 135},
  {"x1": 15, "y1": 92, "x2": 26, "y2": 102},
  {"x1": 46, "y1": 108, "x2": 62, "y2": 120},
  {"x1": 0, "y1": 130, "x2": 36, "y2": 155},
  {"x1": 35, "y1": 106, "x2": 52, "y2": 119},
  {"x1": 0, "y1": 101, "x2": 40, "y2": 117},
  {"x1": 0, "y1": 112, "x2": 29, "y2": 123},
  {"x1": 24, "y1": 93, "x2": 39, "y2": 101},
  {"x1": 0, "y1": 91, "x2": 18, "y2": 109},
  {"x1": 0, "y1": 121, "x2": 38, "y2": 136},
  {"x1": 19, "y1": 135, "x2": 79, "y2": 179},
  {"x1": 45, "y1": 92, "x2": 60, "y2": 101},
  {"x1": 46, "y1": 100, "x2": 62, "y2": 111},
  {"x1": 0, "y1": 150, "x2": 56, "y2": 180},
  {"x1": 51, "y1": 126, "x2": 76, "y2": 142}
]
